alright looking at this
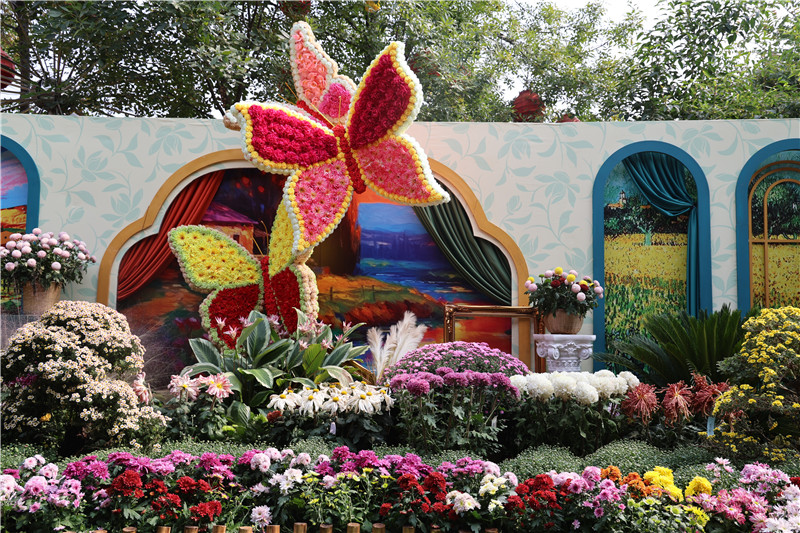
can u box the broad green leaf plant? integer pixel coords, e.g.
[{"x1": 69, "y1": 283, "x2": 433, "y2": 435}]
[{"x1": 181, "y1": 309, "x2": 368, "y2": 420}]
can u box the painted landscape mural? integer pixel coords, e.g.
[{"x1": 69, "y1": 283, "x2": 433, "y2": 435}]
[
  {"x1": 118, "y1": 169, "x2": 511, "y2": 386},
  {"x1": 1, "y1": 147, "x2": 27, "y2": 311},
  {"x1": 602, "y1": 158, "x2": 691, "y2": 357},
  {"x1": 748, "y1": 151, "x2": 800, "y2": 309}
]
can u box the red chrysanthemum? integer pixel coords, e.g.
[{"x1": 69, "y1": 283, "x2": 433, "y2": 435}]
[
  {"x1": 691, "y1": 372, "x2": 730, "y2": 417},
  {"x1": 621, "y1": 383, "x2": 660, "y2": 425},
  {"x1": 662, "y1": 381, "x2": 694, "y2": 426}
]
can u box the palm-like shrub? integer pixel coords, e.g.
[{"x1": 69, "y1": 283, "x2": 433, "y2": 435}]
[{"x1": 596, "y1": 304, "x2": 752, "y2": 386}]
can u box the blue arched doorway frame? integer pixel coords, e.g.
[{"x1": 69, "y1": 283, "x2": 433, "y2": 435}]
[
  {"x1": 1, "y1": 135, "x2": 41, "y2": 231},
  {"x1": 591, "y1": 141, "x2": 713, "y2": 366},
  {"x1": 734, "y1": 138, "x2": 800, "y2": 313}
]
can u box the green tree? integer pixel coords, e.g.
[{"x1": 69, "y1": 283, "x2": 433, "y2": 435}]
[
  {"x1": 612, "y1": 0, "x2": 800, "y2": 120},
  {"x1": 505, "y1": 0, "x2": 643, "y2": 121},
  {"x1": 1, "y1": 0, "x2": 516, "y2": 120}
]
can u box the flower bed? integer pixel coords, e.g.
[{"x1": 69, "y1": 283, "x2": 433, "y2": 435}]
[{"x1": 1, "y1": 445, "x2": 798, "y2": 532}]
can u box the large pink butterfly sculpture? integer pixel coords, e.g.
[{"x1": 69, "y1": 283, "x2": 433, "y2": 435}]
[{"x1": 220, "y1": 21, "x2": 450, "y2": 333}]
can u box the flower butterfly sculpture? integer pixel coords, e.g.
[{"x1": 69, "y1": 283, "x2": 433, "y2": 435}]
[{"x1": 170, "y1": 22, "x2": 450, "y2": 348}]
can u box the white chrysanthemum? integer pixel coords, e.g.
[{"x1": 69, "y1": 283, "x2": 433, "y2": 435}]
[
  {"x1": 592, "y1": 375, "x2": 618, "y2": 400},
  {"x1": 446, "y1": 490, "x2": 481, "y2": 514},
  {"x1": 550, "y1": 373, "x2": 577, "y2": 400},
  {"x1": 353, "y1": 392, "x2": 376, "y2": 415},
  {"x1": 613, "y1": 376, "x2": 629, "y2": 396},
  {"x1": 525, "y1": 373, "x2": 554, "y2": 401},
  {"x1": 618, "y1": 371, "x2": 640, "y2": 390},
  {"x1": 510, "y1": 374, "x2": 528, "y2": 391},
  {"x1": 298, "y1": 390, "x2": 325, "y2": 416},
  {"x1": 573, "y1": 381, "x2": 599, "y2": 405},
  {"x1": 321, "y1": 394, "x2": 349, "y2": 414},
  {"x1": 572, "y1": 372, "x2": 591, "y2": 383},
  {"x1": 594, "y1": 369, "x2": 615, "y2": 379}
]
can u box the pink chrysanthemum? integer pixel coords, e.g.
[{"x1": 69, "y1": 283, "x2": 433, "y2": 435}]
[{"x1": 203, "y1": 373, "x2": 233, "y2": 400}]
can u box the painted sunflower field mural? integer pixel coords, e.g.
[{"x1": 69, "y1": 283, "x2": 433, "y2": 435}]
[{"x1": 602, "y1": 160, "x2": 693, "y2": 353}]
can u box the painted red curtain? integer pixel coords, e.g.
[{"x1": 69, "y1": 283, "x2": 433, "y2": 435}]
[{"x1": 117, "y1": 170, "x2": 225, "y2": 301}]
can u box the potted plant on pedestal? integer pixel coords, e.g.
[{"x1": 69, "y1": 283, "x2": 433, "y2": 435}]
[
  {"x1": 1, "y1": 228, "x2": 96, "y2": 315},
  {"x1": 525, "y1": 267, "x2": 604, "y2": 334}
]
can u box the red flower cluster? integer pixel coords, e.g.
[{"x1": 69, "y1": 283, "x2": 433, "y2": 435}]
[
  {"x1": 380, "y1": 472, "x2": 453, "y2": 526},
  {"x1": 622, "y1": 374, "x2": 730, "y2": 426},
  {"x1": 261, "y1": 256, "x2": 280, "y2": 318},
  {"x1": 333, "y1": 125, "x2": 366, "y2": 193},
  {"x1": 506, "y1": 475, "x2": 566, "y2": 530},
  {"x1": 150, "y1": 492, "x2": 181, "y2": 520},
  {"x1": 175, "y1": 476, "x2": 212, "y2": 494},
  {"x1": 248, "y1": 106, "x2": 338, "y2": 166},
  {"x1": 691, "y1": 373, "x2": 730, "y2": 416},
  {"x1": 206, "y1": 284, "x2": 260, "y2": 349},
  {"x1": 109, "y1": 470, "x2": 144, "y2": 498},
  {"x1": 271, "y1": 266, "x2": 302, "y2": 333},
  {"x1": 348, "y1": 52, "x2": 412, "y2": 149},
  {"x1": 190, "y1": 500, "x2": 222, "y2": 522},
  {"x1": 621, "y1": 383, "x2": 660, "y2": 425}
]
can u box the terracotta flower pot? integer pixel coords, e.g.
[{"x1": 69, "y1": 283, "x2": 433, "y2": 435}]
[
  {"x1": 21, "y1": 283, "x2": 62, "y2": 316},
  {"x1": 543, "y1": 309, "x2": 584, "y2": 334}
]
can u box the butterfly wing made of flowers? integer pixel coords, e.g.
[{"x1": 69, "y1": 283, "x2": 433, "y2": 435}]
[
  {"x1": 225, "y1": 101, "x2": 339, "y2": 174},
  {"x1": 271, "y1": 158, "x2": 354, "y2": 274},
  {"x1": 347, "y1": 41, "x2": 450, "y2": 206},
  {"x1": 168, "y1": 225, "x2": 264, "y2": 351},
  {"x1": 290, "y1": 21, "x2": 357, "y2": 126}
]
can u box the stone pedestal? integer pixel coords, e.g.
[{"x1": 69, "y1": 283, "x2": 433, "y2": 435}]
[{"x1": 533, "y1": 334, "x2": 596, "y2": 372}]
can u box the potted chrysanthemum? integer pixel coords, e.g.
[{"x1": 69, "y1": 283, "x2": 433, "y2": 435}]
[
  {"x1": 1, "y1": 228, "x2": 96, "y2": 314},
  {"x1": 525, "y1": 267, "x2": 604, "y2": 334}
]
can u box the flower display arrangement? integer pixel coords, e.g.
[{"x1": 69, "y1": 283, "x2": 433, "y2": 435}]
[
  {"x1": 264, "y1": 382, "x2": 394, "y2": 449},
  {"x1": 525, "y1": 266, "x2": 604, "y2": 318},
  {"x1": 0, "y1": 301, "x2": 167, "y2": 456},
  {"x1": 0, "y1": 228, "x2": 96, "y2": 294},
  {"x1": 383, "y1": 342, "x2": 529, "y2": 457},
  {"x1": 505, "y1": 370, "x2": 639, "y2": 456},
  {"x1": 198, "y1": 21, "x2": 449, "y2": 336},
  {"x1": 2, "y1": 446, "x2": 799, "y2": 532},
  {"x1": 710, "y1": 306, "x2": 800, "y2": 463}
]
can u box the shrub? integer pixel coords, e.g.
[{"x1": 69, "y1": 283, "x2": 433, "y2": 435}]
[
  {"x1": 672, "y1": 463, "x2": 713, "y2": 490},
  {"x1": 584, "y1": 440, "x2": 666, "y2": 474},
  {"x1": 499, "y1": 445, "x2": 582, "y2": 480},
  {"x1": 710, "y1": 306, "x2": 800, "y2": 463},
  {"x1": 1, "y1": 301, "x2": 166, "y2": 456},
  {"x1": 661, "y1": 445, "x2": 715, "y2": 468},
  {"x1": 596, "y1": 303, "x2": 753, "y2": 386},
  {"x1": 388, "y1": 367, "x2": 521, "y2": 457}
]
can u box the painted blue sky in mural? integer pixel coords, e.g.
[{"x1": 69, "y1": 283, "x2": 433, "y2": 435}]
[
  {"x1": 358, "y1": 203, "x2": 428, "y2": 234},
  {"x1": 1, "y1": 149, "x2": 28, "y2": 207}
]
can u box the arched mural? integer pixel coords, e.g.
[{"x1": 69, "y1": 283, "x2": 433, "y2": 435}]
[
  {"x1": 592, "y1": 141, "x2": 712, "y2": 365},
  {"x1": 99, "y1": 152, "x2": 531, "y2": 384},
  {"x1": 735, "y1": 142, "x2": 800, "y2": 311},
  {"x1": 1, "y1": 135, "x2": 40, "y2": 312}
]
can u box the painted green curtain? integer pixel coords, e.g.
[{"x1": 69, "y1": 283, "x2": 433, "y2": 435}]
[
  {"x1": 622, "y1": 152, "x2": 700, "y2": 315},
  {"x1": 413, "y1": 186, "x2": 512, "y2": 305}
]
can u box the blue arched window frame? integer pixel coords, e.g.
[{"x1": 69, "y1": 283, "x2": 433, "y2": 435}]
[
  {"x1": 1, "y1": 135, "x2": 41, "y2": 231},
  {"x1": 734, "y1": 138, "x2": 800, "y2": 313},
  {"x1": 591, "y1": 141, "x2": 713, "y2": 366}
]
